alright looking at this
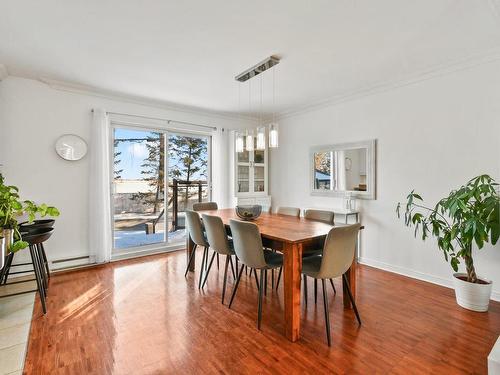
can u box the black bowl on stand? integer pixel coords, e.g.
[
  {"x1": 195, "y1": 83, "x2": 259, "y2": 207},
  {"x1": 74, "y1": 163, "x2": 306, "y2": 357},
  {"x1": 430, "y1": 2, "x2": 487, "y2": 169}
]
[{"x1": 235, "y1": 205, "x2": 262, "y2": 221}]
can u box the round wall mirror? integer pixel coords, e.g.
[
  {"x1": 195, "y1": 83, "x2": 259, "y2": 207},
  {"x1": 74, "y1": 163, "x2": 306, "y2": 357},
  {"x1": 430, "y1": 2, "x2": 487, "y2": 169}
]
[{"x1": 55, "y1": 134, "x2": 88, "y2": 161}]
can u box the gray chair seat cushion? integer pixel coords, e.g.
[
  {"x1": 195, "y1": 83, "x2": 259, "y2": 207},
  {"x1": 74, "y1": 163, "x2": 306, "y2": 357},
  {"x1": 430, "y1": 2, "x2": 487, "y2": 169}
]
[
  {"x1": 263, "y1": 249, "x2": 283, "y2": 268},
  {"x1": 301, "y1": 255, "x2": 322, "y2": 278}
]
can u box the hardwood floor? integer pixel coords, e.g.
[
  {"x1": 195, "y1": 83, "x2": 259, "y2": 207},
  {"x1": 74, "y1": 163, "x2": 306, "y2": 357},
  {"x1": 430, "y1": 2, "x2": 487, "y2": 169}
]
[{"x1": 24, "y1": 251, "x2": 500, "y2": 374}]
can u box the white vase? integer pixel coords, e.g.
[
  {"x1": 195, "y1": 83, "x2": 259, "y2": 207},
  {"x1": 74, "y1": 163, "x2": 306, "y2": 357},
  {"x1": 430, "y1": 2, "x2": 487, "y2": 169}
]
[{"x1": 453, "y1": 273, "x2": 493, "y2": 312}]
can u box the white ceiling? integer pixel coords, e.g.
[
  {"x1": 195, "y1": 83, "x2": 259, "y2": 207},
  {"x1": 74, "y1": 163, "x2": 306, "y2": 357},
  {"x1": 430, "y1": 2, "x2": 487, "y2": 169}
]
[{"x1": 1, "y1": 0, "x2": 500, "y2": 117}]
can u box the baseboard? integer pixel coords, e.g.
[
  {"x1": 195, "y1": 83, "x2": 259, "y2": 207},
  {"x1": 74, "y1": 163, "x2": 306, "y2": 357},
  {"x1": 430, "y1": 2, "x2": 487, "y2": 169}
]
[
  {"x1": 111, "y1": 244, "x2": 183, "y2": 261},
  {"x1": 358, "y1": 257, "x2": 500, "y2": 302}
]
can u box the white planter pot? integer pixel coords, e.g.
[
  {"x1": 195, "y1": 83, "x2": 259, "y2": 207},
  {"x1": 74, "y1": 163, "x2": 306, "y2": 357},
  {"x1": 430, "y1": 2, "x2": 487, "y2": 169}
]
[{"x1": 453, "y1": 273, "x2": 492, "y2": 312}]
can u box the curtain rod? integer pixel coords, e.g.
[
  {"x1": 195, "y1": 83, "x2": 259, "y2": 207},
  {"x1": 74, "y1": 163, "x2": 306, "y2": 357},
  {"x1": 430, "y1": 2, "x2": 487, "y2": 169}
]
[{"x1": 91, "y1": 109, "x2": 217, "y2": 131}]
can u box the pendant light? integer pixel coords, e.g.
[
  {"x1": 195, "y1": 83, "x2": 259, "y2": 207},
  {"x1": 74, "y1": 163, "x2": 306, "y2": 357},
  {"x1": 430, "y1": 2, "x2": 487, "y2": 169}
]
[
  {"x1": 256, "y1": 73, "x2": 266, "y2": 150},
  {"x1": 269, "y1": 66, "x2": 279, "y2": 148},
  {"x1": 246, "y1": 129, "x2": 254, "y2": 152},
  {"x1": 235, "y1": 132, "x2": 244, "y2": 153},
  {"x1": 234, "y1": 56, "x2": 281, "y2": 151}
]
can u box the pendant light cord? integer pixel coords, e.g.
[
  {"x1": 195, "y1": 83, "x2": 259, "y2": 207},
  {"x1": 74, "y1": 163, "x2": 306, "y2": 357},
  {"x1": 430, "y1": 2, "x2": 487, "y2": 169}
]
[{"x1": 272, "y1": 66, "x2": 276, "y2": 124}]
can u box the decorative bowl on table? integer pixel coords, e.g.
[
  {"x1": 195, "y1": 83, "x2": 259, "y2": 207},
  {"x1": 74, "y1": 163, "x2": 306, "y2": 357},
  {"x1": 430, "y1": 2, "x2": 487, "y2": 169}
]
[{"x1": 235, "y1": 205, "x2": 262, "y2": 221}]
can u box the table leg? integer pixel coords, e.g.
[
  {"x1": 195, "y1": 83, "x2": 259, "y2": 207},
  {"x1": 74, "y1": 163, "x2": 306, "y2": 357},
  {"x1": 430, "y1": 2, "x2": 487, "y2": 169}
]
[
  {"x1": 343, "y1": 258, "x2": 356, "y2": 309},
  {"x1": 187, "y1": 235, "x2": 195, "y2": 272},
  {"x1": 283, "y1": 242, "x2": 302, "y2": 342}
]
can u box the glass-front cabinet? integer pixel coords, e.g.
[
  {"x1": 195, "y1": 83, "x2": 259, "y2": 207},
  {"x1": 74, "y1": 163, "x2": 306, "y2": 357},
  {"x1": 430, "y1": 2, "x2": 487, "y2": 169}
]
[{"x1": 235, "y1": 136, "x2": 268, "y2": 197}]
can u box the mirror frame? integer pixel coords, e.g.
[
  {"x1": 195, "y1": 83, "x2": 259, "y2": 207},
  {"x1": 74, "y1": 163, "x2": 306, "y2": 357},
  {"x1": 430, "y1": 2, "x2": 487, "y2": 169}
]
[{"x1": 310, "y1": 139, "x2": 376, "y2": 200}]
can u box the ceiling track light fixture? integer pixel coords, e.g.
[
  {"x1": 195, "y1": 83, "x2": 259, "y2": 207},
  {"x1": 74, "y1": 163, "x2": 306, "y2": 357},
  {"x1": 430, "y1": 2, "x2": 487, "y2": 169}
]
[{"x1": 235, "y1": 56, "x2": 280, "y2": 152}]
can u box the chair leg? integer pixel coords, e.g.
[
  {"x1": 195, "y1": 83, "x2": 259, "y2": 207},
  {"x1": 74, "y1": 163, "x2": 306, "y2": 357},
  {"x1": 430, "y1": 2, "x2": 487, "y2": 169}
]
[
  {"x1": 271, "y1": 269, "x2": 275, "y2": 289},
  {"x1": 201, "y1": 251, "x2": 217, "y2": 289},
  {"x1": 342, "y1": 274, "x2": 362, "y2": 325},
  {"x1": 198, "y1": 247, "x2": 208, "y2": 289},
  {"x1": 228, "y1": 265, "x2": 244, "y2": 309},
  {"x1": 253, "y1": 268, "x2": 260, "y2": 290},
  {"x1": 314, "y1": 279, "x2": 318, "y2": 304},
  {"x1": 322, "y1": 279, "x2": 331, "y2": 346},
  {"x1": 30, "y1": 245, "x2": 46, "y2": 314},
  {"x1": 303, "y1": 275, "x2": 308, "y2": 307},
  {"x1": 40, "y1": 243, "x2": 50, "y2": 279},
  {"x1": 217, "y1": 253, "x2": 220, "y2": 270},
  {"x1": 2, "y1": 253, "x2": 14, "y2": 284},
  {"x1": 37, "y1": 244, "x2": 48, "y2": 292},
  {"x1": 330, "y1": 278, "x2": 337, "y2": 294},
  {"x1": 229, "y1": 256, "x2": 236, "y2": 279},
  {"x1": 221, "y1": 255, "x2": 231, "y2": 304},
  {"x1": 275, "y1": 266, "x2": 282, "y2": 291},
  {"x1": 205, "y1": 249, "x2": 209, "y2": 270},
  {"x1": 184, "y1": 244, "x2": 197, "y2": 277},
  {"x1": 257, "y1": 269, "x2": 265, "y2": 330},
  {"x1": 264, "y1": 269, "x2": 268, "y2": 296}
]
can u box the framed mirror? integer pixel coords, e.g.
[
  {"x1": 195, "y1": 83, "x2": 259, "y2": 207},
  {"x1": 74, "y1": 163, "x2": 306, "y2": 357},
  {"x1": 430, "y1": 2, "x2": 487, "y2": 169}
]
[
  {"x1": 55, "y1": 134, "x2": 88, "y2": 161},
  {"x1": 310, "y1": 139, "x2": 376, "y2": 199}
]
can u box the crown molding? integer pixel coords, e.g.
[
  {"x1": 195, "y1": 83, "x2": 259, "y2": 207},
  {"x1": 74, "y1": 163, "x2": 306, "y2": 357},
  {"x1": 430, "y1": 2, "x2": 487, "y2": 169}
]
[
  {"x1": 0, "y1": 64, "x2": 8, "y2": 81},
  {"x1": 277, "y1": 47, "x2": 500, "y2": 119},
  {"x1": 38, "y1": 76, "x2": 259, "y2": 123}
]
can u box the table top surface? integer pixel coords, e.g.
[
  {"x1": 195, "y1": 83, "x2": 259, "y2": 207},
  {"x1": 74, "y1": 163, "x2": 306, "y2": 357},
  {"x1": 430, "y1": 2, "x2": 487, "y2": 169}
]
[{"x1": 202, "y1": 208, "x2": 342, "y2": 244}]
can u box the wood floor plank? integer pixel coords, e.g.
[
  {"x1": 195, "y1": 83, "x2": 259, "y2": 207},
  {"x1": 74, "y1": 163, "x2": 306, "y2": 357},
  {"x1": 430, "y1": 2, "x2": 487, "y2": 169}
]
[{"x1": 23, "y1": 251, "x2": 500, "y2": 374}]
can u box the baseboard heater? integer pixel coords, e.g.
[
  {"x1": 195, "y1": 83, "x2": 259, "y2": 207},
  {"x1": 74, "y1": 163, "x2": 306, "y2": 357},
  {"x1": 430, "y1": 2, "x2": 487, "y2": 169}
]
[{"x1": 51, "y1": 255, "x2": 96, "y2": 272}]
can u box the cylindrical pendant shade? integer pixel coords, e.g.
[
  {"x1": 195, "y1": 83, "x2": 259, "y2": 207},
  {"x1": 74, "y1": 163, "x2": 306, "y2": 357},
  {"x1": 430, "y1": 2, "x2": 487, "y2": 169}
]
[
  {"x1": 256, "y1": 127, "x2": 266, "y2": 150},
  {"x1": 246, "y1": 130, "x2": 254, "y2": 152},
  {"x1": 269, "y1": 123, "x2": 279, "y2": 148},
  {"x1": 235, "y1": 132, "x2": 244, "y2": 153}
]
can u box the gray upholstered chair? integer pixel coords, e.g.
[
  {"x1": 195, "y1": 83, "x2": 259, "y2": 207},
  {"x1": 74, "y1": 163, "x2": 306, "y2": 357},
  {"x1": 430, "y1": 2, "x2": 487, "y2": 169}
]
[
  {"x1": 275, "y1": 208, "x2": 336, "y2": 295},
  {"x1": 228, "y1": 219, "x2": 283, "y2": 330},
  {"x1": 302, "y1": 208, "x2": 336, "y2": 301},
  {"x1": 192, "y1": 201, "x2": 219, "y2": 267},
  {"x1": 302, "y1": 223, "x2": 361, "y2": 346},
  {"x1": 185, "y1": 210, "x2": 210, "y2": 289},
  {"x1": 201, "y1": 214, "x2": 237, "y2": 304},
  {"x1": 276, "y1": 206, "x2": 300, "y2": 217},
  {"x1": 192, "y1": 201, "x2": 218, "y2": 212},
  {"x1": 304, "y1": 209, "x2": 335, "y2": 224}
]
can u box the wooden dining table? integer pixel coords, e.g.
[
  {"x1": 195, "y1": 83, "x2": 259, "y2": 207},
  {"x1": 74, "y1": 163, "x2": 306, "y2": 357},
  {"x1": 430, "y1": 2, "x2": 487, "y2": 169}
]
[{"x1": 186, "y1": 208, "x2": 362, "y2": 342}]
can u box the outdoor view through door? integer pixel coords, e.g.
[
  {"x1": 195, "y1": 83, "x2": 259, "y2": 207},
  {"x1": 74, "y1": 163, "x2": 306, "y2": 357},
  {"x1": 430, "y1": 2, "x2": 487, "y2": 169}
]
[{"x1": 112, "y1": 126, "x2": 210, "y2": 250}]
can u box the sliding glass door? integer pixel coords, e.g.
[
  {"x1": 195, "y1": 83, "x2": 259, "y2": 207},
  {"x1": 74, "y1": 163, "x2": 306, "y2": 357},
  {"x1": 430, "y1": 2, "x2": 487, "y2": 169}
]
[{"x1": 111, "y1": 125, "x2": 210, "y2": 253}]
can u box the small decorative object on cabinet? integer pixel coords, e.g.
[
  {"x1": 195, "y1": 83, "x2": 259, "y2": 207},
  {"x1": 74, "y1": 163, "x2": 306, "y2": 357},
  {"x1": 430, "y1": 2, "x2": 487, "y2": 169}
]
[{"x1": 397, "y1": 174, "x2": 499, "y2": 312}]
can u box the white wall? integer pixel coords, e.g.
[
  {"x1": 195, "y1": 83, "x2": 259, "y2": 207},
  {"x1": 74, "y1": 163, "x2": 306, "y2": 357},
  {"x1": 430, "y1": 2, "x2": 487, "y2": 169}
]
[
  {"x1": 0, "y1": 76, "x2": 255, "y2": 264},
  {"x1": 270, "y1": 61, "x2": 500, "y2": 300}
]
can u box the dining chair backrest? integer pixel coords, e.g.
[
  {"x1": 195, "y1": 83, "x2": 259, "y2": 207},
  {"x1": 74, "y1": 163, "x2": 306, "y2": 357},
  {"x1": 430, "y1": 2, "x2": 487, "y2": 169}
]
[
  {"x1": 229, "y1": 219, "x2": 267, "y2": 269},
  {"x1": 276, "y1": 206, "x2": 301, "y2": 217},
  {"x1": 202, "y1": 214, "x2": 232, "y2": 255},
  {"x1": 185, "y1": 210, "x2": 207, "y2": 246},
  {"x1": 304, "y1": 209, "x2": 335, "y2": 224},
  {"x1": 317, "y1": 224, "x2": 361, "y2": 279},
  {"x1": 192, "y1": 202, "x2": 218, "y2": 212}
]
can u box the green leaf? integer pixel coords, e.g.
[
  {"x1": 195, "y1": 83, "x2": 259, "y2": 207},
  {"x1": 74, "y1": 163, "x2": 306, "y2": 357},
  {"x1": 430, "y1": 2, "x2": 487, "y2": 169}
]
[{"x1": 10, "y1": 240, "x2": 29, "y2": 253}]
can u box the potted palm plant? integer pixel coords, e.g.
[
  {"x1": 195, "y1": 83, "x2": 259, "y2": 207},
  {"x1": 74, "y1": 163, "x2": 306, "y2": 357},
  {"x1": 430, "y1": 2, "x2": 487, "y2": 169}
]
[
  {"x1": 0, "y1": 174, "x2": 59, "y2": 259},
  {"x1": 397, "y1": 174, "x2": 499, "y2": 312}
]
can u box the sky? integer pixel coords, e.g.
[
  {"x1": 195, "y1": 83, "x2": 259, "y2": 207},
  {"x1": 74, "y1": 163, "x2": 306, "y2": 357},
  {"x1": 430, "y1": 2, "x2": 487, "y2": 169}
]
[{"x1": 113, "y1": 128, "x2": 208, "y2": 181}]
